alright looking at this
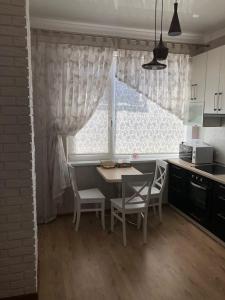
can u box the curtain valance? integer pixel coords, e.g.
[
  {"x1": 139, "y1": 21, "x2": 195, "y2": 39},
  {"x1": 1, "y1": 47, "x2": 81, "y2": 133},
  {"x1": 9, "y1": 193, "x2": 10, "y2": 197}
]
[{"x1": 31, "y1": 28, "x2": 203, "y2": 56}]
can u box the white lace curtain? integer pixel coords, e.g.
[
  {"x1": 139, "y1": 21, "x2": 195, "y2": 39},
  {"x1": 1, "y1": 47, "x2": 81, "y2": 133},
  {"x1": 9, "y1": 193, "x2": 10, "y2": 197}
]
[
  {"x1": 32, "y1": 42, "x2": 113, "y2": 223},
  {"x1": 116, "y1": 49, "x2": 190, "y2": 119}
]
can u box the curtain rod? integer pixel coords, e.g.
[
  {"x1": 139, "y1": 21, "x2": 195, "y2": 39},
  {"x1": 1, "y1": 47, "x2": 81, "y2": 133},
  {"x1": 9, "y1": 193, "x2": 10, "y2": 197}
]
[{"x1": 32, "y1": 28, "x2": 209, "y2": 49}]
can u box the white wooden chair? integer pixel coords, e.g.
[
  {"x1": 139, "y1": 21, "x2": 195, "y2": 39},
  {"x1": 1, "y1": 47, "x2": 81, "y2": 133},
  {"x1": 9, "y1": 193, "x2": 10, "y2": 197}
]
[
  {"x1": 68, "y1": 165, "x2": 105, "y2": 231},
  {"x1": 110, "y1": 173, "x2": 154, "y2": 247},
  {"x1": 133, "y1": 160, "x2": 168, "y2": 223}
]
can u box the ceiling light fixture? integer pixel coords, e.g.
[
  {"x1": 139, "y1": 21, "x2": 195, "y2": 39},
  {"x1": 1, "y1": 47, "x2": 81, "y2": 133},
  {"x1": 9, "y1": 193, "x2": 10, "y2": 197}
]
[
  {"x1": 168, "y1": 0, "x2": 182, "y2": 36},
  {"x1": 142, "y1": 0, "x2": 166, "y2": 70},
  {"x1": 153, "y1": 0, "x2": 169, "y2": 60}
]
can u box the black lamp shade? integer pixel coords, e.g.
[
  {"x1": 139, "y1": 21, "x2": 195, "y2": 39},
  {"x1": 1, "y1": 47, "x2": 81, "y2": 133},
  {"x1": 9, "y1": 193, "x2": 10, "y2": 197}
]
[
  {"x1": 154, "y1": 34, "x2": 169, "y2": 60},
  {"x1": 142, "y1": 54, "x2": 167, "y2": 70},
  {"x1": 168, "y1": 2, "x2": 182, "y2": 36}
]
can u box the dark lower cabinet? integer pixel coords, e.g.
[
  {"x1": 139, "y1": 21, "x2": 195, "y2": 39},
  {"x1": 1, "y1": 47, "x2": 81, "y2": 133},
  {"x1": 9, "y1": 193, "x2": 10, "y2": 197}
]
[
  {"x1": 168, "y1": 164, "x2": 190, "y2": 213},
  {"x1": 169, "y1": 163, "x2": 225, "y2": 243},
  {"x1": 212, "y1": 183, "x2": 225, "y2": 242},
  {"x1": 188, "y1": 174, "x2": 213, "y2": 230}
]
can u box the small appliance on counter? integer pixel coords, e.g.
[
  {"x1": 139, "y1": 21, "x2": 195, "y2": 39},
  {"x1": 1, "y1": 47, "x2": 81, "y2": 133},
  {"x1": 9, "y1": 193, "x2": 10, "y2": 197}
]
[{"x1": 179, "y1": 139, "x2": 213, "y2": 165}]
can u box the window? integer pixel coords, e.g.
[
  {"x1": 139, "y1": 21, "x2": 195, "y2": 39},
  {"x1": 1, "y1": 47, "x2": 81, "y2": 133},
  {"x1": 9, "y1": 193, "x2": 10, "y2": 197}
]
[
  {"x1": 68, "y1": 57, "x2": 186, "y2": 162},
  {"x1": 114, "y1": 79, "x2": 184, "y2": 155}
]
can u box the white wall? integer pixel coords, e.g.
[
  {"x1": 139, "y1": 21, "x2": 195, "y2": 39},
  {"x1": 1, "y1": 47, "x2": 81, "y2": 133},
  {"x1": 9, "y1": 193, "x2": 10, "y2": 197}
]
[
  {"x1": 0, "y1": 0, "x2": 37, "y2": 298},
  {"x1": 199, "y1": 121, "x2": 225, "y2": 164}
]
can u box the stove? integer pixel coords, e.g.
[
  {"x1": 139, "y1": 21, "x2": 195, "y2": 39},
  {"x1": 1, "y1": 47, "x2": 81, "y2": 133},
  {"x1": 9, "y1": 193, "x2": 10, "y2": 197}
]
[{"x1": 195, "y1": 164, "x2": 225, "y2": 175}]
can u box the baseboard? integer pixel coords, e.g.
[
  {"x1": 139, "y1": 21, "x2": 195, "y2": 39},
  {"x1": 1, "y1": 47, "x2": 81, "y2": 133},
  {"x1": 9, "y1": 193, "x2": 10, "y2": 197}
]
[{"x1": 1, "y1": 293, "x2": 38, "y2": 300}]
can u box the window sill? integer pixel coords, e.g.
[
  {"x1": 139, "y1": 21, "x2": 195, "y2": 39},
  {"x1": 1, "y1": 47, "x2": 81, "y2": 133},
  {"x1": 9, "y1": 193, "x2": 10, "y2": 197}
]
[{"x1": 68, "y1": 154, "x2": 179, "y2": 167}]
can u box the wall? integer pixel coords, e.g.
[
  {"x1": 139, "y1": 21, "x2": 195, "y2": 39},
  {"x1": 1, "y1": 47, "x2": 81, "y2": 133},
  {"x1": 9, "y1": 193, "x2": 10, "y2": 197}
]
[
  {"x1": 0, "y1": 0, "x2": 37, "y2": 298},
  {"x1": 199, "y1": 120, "x2": 225, "y2": 164}
]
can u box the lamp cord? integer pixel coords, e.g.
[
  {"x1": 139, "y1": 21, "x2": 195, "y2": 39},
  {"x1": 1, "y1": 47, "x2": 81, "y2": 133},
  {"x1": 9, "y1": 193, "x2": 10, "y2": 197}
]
[
  {"x1": 161, "y1": 0, "x2": 163, "y2": 35},
  {"x1": 154, "y1": 0, "x2": 157, "y2": 46}
]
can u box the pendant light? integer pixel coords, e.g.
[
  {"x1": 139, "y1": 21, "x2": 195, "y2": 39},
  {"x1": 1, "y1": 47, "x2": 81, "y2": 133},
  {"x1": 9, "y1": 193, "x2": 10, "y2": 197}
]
[
  {"x1": 154, "y1": 0, "x2": 168, "y2": 60},
  {"x1": 142, "y1": 0, "x2": 166, "y2": 70},
  {"x1": 168, "y1": 0, "x2": 182, "y2": 36}
]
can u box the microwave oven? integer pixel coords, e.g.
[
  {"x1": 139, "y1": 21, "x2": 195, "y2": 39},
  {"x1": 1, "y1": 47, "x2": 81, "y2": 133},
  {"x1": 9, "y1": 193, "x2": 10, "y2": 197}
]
[{"x1": 179, "y1": 141, "x2": 213, "y2": 165}]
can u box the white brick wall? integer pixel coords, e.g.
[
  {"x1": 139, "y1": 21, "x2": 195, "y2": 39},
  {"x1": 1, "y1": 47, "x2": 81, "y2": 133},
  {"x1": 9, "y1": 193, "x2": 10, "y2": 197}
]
[{"x1": 0, "y1": 0, "x2": 37, "y2": 298}]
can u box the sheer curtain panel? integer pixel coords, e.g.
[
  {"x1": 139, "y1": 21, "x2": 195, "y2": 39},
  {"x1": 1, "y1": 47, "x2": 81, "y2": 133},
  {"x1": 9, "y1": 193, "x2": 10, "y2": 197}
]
[
  {"x1": 116, "y1": 50, "x2": 190, "y2": 119},
  {"x1": 32, "y1": 42, "x2": 113, "y2": 223}
]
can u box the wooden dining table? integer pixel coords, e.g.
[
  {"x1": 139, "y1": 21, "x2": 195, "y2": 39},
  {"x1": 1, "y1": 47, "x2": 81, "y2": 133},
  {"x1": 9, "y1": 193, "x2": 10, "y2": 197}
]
[
  {"x1": 96, "y1": 166, "x2": 142, "y2": 183},
  {"x1": 97, "y1": 166, "x2": 143, "y2": 224}
]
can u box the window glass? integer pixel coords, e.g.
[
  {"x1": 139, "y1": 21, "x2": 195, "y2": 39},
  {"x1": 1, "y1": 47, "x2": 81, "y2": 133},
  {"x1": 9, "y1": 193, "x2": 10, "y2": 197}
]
[{"x1": 114, "y1": 79, "x2": 184, "y2": 154}]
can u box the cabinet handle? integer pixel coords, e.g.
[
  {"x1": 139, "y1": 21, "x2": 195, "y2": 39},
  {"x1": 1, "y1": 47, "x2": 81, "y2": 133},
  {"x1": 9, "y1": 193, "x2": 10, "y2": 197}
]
[
  {"x1": 219, "y1": 196, "x2": 225, "y2": 202},
  {"x1": 217, "y1": 213, "x2": 225, "y2": 221},
  {"x1": 194, "y1": 84, "x2": 198, "y2": 100},
  {"x1": 190, "y1": 181, "x2": 207, "y2": 191},
  {"x1": 214, "y1": 93, "x2": 218, "y2": 111},
  {"x1": 191, "y1": 84, "x2": 197, "y2": 100},
  {"x1": 219, "y1": 184, "x2": 225, "y2": 190},
  {"x1": 190, "y1": 85, "x2": 194, "y2": 100},
  {"x1": 218, "y1": 92, "x2": 223, "y2": 111}
]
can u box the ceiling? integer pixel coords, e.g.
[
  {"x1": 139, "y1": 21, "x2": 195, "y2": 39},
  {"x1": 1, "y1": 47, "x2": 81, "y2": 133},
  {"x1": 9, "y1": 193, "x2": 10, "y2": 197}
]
[{"x1": 30, "y1": 0, "x2": 225, "y2": 40}]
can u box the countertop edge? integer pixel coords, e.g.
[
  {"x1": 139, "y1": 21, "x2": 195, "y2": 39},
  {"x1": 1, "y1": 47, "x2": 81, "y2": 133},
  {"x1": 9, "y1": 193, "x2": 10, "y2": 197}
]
[{"x1": 168, "y1": 159, "x2": 225, "y2": 186}]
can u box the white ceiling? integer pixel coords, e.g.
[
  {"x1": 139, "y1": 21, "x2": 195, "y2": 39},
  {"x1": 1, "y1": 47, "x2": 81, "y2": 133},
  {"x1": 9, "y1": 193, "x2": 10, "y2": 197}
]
[{"x1": 30, "y1": 0, "x2": 225, "y2": 41}]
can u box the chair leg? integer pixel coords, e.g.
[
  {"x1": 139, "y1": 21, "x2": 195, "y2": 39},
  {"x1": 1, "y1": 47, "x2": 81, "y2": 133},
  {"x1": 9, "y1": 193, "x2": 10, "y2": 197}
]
[
  {"x1": 122, "y1": 214, "x2": 127, "y2": 247},
  {"x1": 159, "y1": 202, "x2": 162, "y2": 223},
  {"x1": 111, "y1": 204, "x2": 114, "y2": 232},
  {"x1": 143, "y1": 210, "x2": 148, "y2": 244},
  {"x1": 137, "y1": 213, "x2": 142, "y2": 229},
  {"x1": 101, "y1": 202, "x2": 105, "y2": 230},
  {"x1": 73, "y1": 209, "x2": 77, "y2": 224},
  {"x1": 75, "y1": 208, "x2": 81, "y2": 232},
  {"x1": 152, "y1": 205, "x2": 156, "y2": 216}
]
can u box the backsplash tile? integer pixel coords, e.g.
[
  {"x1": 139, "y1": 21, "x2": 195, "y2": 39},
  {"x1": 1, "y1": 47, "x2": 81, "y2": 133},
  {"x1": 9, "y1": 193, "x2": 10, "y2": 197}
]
[{"x1": 199, "y1": 123, "x2": 225, "y2": 164}]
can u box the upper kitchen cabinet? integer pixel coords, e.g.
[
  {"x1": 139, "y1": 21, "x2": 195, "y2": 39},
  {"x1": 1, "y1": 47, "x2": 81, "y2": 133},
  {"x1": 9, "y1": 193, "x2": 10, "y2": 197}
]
[
  {"x1": 218, "y1": 46, "x2": 225, "y2": 115},
  {"x1": 204, "y1": 46, "x2": 225, "y2": 115},
  {"x1": 191, "y1": 52, "x2": 207, "y2": 103},
  {"x1": 184, "y1": 52, "x2": 207, "y2": 126}
]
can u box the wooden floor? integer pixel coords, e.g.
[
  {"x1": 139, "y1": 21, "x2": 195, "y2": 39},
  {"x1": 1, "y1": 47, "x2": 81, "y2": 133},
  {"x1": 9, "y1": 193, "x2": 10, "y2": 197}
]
[{"x1": 38, "y1": 207, "x2": 225, "y2": 300}]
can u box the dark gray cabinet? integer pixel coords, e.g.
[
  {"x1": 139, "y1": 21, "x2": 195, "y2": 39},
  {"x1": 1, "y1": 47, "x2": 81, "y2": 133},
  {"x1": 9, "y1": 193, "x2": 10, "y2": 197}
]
[
  {"x1": 168, "y1": 164, "x2": 190, "y2": 213},
  {"x1": 169, "y1": 163, "x2": 225, "y2": 243},
  {"x1": 212, "y1": 183, "x2": 225, "y2": 242}
]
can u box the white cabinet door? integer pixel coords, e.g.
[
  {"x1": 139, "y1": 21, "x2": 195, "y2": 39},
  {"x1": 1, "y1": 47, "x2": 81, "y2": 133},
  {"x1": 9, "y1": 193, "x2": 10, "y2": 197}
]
[
  {"x1": 218, "y1": 45, "x2": 225, "y2": 115},
  {"x1": 191, "y1": 53, "x2": 207, "y2": 103},
  {"x1": 204, "y1": 47, "x2": 221, "y2": 114}
]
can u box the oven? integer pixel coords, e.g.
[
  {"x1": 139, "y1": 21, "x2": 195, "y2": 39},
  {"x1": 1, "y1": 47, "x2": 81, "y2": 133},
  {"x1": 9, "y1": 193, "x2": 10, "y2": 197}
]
[{"x1": 188, "y1": 174, "x2": 213, "y2": 228}]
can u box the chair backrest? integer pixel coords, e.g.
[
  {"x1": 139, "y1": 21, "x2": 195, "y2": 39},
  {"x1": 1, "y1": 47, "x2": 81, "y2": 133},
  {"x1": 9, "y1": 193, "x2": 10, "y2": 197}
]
[
  {"x1": 153, "y1": 160, "x2": 168, "y2": 194},
  {"x1": 68, "y1": 164, "x2": 80, "y2": 201},
  {"x1": 121, "y1": 173, "x2": 154, "y2": 210}
]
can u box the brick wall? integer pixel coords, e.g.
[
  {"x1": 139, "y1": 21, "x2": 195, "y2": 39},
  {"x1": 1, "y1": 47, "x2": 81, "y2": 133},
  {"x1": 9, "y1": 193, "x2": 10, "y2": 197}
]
[{"x1": 0, "y1": 0, "x2": 37, "y2": 298}]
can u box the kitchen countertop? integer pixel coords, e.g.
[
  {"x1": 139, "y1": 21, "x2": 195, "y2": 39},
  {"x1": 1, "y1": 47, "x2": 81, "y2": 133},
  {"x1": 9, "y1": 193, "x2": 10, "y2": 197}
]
[{"x1": 168, "y1": 159, "x2": 225, "y2": 186}]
